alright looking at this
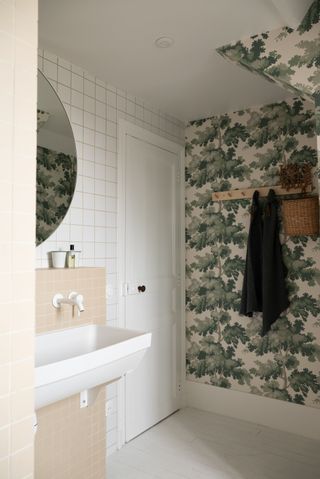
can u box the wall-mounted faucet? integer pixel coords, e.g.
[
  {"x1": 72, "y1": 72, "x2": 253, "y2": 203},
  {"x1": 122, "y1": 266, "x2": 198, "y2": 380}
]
[{"x1": 53, "y1": 291, "x2": 84, "y2": 317}]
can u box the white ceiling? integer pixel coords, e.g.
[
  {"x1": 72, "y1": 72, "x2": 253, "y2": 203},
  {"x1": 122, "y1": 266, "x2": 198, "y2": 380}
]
[{"x1": 39, "y1": 0, "x2": 313, "y2": 121}]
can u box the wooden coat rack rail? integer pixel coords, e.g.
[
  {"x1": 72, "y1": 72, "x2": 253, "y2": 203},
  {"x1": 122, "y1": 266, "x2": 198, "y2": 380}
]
[{"x1": 212, "y1": 185, "x2": 313, "y2": 201}]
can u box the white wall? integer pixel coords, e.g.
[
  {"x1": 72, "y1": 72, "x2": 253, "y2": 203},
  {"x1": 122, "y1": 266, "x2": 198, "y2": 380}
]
[
  {"x1": 37, "y1": 48, "x2": 185, "y2": 454},
  {"x1": 0, "y1": 0, "x2": 38, "y2": 477}
]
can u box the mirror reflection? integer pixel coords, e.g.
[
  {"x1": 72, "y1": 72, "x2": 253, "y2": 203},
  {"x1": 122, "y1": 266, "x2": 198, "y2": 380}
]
[{"x1": 36, "y1": 70, "x2": 77, "y2": 246}]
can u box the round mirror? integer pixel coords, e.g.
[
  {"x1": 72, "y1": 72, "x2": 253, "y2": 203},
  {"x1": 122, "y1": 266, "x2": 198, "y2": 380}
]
[{"x1": 36, "y1": 70, "x2": 77, "y2": 246}]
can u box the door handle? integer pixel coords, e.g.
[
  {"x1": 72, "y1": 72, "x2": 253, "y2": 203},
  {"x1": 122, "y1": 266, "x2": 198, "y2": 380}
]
[{"x1": 137, "y1": 285, "x2": 146, "y2": 293}]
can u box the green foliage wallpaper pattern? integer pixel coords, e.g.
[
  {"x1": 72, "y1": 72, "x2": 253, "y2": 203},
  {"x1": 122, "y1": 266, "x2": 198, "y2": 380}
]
[
  {"x1": 185, "y1": 97, "x2": 320, "y2": 407},
  {"x1": 217, "y1": 0, "x2": 320, "y2": 192},
  {"x1": 217, "y1": 1, "x2": 320, "y2": 99},
  {"x1": 36, "y1": 146, "x2": 77, "y2": 245}
]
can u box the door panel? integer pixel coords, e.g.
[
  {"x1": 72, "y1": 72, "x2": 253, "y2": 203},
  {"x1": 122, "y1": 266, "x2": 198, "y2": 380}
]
[{"x1": 124, "y1": 133, "x2": 181, "y2": 442}]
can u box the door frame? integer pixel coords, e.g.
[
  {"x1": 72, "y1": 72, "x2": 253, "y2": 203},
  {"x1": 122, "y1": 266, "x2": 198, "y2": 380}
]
[{"x1": 116, "y1": 119, "x2": 185, "y2": 449}]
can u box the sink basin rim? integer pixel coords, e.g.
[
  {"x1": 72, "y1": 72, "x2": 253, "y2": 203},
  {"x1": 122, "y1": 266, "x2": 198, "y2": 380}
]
[{"x1": 35, "y1": 324, "x2": 152, "y2": 388}]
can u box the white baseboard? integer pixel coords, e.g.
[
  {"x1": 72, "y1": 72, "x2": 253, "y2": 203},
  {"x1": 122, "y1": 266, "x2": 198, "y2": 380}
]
[{"x1": 185, "y1": 380, "x2": 320, "y2": 440}]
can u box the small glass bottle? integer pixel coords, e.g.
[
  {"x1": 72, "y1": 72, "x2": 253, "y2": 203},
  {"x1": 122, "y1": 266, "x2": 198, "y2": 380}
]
[{"x1": 67, "y1": 244, "x2": 76, "y2": 268}]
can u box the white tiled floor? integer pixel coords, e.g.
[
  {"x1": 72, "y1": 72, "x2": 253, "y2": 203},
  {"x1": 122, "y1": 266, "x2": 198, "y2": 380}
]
[{"x1": 108, "y1": 408, "x2": 320, "y2": 479}]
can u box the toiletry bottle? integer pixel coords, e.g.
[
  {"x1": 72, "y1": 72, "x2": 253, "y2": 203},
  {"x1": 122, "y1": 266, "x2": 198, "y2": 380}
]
[{"x1": 67, "y1": 244, "x2": 76, "y2": 268}]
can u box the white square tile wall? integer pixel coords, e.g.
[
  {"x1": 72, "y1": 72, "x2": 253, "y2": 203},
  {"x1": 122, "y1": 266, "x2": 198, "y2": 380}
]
[{"x1": 37, "y1": 48, "x2": 185, "y2": 454}]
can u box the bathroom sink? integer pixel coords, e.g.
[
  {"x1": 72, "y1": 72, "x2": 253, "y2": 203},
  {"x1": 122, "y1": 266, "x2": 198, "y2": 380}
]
[{"x1": 35, "y1": 324, "x2": 152, "y2": 409}]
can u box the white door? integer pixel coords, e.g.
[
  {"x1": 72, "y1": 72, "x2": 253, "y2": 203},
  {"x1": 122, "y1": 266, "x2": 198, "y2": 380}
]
[{"x1": 119, "y1": 121, "x2": 183, "y2": 443}]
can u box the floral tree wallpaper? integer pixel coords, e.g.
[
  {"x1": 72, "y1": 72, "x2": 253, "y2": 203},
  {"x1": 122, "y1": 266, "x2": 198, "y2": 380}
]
[
  {"x1": 217, "y1": 0, "x2": 320, "y2": 188},
  {"x1": 185, "y1": 97, "x2": 320, "y2": 407},
  {"x1": 36, "y1": 146, "x2": 77, "y2": 245},
  {"x1": 217, "y1": 1, "x2": 319, "y2": 100}
]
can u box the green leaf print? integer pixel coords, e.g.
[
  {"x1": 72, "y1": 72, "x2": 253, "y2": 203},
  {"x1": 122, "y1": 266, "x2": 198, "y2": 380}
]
[{"x1": 185, "y1": 95, "x2": 320, "y2": 407}]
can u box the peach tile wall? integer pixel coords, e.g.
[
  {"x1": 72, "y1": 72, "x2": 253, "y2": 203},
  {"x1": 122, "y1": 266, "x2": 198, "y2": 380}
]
[
  {"x1": 36, "y1": 394, "x2": 106, "y2": 479},
  {"x1": 35, "y1": 267, "x2": 106, "y2": 478},
  {"x1": 0, "y1": 0, "x2": 38, "y2": 478},
  {"x1": 35, "y1": 267, "x2": 105, "y2": 333}
]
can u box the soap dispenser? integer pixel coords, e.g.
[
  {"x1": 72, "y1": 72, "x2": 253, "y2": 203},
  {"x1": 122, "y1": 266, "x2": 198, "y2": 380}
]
[{"x1": 67, "y1": 244, "x2": 76, "y2": 268}]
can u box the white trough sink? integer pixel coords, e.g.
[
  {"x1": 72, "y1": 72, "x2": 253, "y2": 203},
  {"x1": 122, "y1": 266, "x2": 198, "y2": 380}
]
[{"x1": 35, "y1": 324, "x2": 152, "y2": 410}]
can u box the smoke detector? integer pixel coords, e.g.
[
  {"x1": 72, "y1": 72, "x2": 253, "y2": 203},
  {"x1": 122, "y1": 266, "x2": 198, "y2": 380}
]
[{"x1": 154, "y1": 36, "x2": 174, "y2": 48}]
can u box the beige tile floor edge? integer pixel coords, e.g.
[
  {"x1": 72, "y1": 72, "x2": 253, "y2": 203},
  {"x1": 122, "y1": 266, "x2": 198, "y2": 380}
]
[{"x1": 108, "y1": 407, "x2": 320, "y2": 479}]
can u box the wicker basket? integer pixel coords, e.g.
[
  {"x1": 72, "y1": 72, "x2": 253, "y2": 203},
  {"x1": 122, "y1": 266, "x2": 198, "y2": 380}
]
[{"x1": 282, "y1": 196, "x2": 319, "y2": 236}]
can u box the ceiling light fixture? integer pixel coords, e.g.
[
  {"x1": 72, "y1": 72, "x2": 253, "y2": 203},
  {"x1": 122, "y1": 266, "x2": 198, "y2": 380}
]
[{"x1": 154, "y1": 36, "x2": 174, "y2": 48}]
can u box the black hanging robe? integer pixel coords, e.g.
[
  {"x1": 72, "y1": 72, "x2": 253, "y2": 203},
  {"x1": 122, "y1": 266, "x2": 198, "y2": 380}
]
[
  {"x1": 240, "y1": 191, "x2": 263, "y2": 317},
  {"x1": 240, "y1": 189, "x2": 289, "y2": 335}
]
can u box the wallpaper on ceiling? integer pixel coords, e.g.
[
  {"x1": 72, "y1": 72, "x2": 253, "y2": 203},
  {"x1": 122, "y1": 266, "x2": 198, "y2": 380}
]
[
  {"x1": 36, "y1": 145, "x2": 77, "y2": 245},
  {"x1": 217, "y1": 0, "x2": 320, "y2": 191},
  {"x1": 217, "y1": 0, "x2": 320, "y2": 99},
  {"x1": 185, "y1": 97, "x2": 320, "y2": 408}
]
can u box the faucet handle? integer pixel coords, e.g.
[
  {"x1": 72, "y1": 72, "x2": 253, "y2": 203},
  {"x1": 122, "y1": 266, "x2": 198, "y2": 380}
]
[
  {"x1": 68, "y1": 291, "x2": 79, "y2": 301},
  {"x1": 52, "y1": 293, "x2": 64, "y2": 308}
]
